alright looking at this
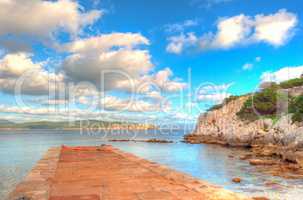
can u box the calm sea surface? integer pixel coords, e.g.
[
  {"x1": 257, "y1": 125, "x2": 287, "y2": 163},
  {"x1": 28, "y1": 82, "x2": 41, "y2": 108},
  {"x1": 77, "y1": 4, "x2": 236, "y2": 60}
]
[{"x1": 1, "y1": 129, "x2": 303, "y2": 200}]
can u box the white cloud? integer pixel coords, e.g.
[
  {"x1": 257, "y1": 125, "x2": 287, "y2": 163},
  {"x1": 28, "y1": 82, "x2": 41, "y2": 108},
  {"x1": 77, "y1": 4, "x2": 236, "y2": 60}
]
[
  {"x1": 0, "y1": 53, "x2": 41, "y2": 78},
  {"x1": 212, "y1": 15, "x2": 253, "y2": 48},
  {"x1": 63, "y1": 33, "x2": 186, "y2": 94},
  {"x1": 261, "y1": 65, "x2": 303, "y2": 83},
  {"x1": 166, "y1": 33, "x2": 198, "y2": 54},
  {"x1": 64, "y1": 49, "x2": 152, "y2": 88},
  {"x1": 0, "y1": 1, "x2": 189, "y2": 123},
  {"x1": 164, "y1": 20, "x2": 198, "y2": 33},
  {"x1": 242, "y1": 63, "x2": 253, "y2": 70},
  {"x1": 153, "y1": 68, "x2": 187, "y2": 92},
  {"x1": 111, "y1": 67, "x2": 187, "y2": 94},
  {"x1": 190, "y1": 0, "x2": 232, "y2": 8},
  {"x1": 100, "y1": 96, "x2": 162, "y2": 113},
  {"x1": 0, "y1": 0, "x2": 102, "y2": 42},
  {"x1": 253, "y1": 9, "x2": 298, "y2": 46},
  {"x1": 0, "y1": 53, "x2": 64, "y2": 95},
  {"x1": 62, "y1": 33, "x2": 149, "y2": 53},
  {"x1": 63, "y1": 33, "x2": 153, "y2": 91},
  {"x1": 167, "y1": 10, "x2": 298, "y2": 54},
  {"x1": 242, "y1": 56, "x2": 262, "y2": 71},
  {"x1": 146, "y1": 90, "x2": 163, "y2": 100}
]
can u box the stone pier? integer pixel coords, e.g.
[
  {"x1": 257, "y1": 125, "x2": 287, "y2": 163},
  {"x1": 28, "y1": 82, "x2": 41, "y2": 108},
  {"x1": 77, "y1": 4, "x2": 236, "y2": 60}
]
[{"x1": 9, "y1": 145, "x2": 251, "y2": 200}]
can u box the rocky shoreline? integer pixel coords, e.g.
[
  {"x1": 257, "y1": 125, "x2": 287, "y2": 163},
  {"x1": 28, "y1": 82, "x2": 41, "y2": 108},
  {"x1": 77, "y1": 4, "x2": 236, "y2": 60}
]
[
  {"x1": 184, "y1": 134, "x2": 303, "y2": 179},
  {"x1": 185, "y1": 95, "x2": 303, "y2": 179}
]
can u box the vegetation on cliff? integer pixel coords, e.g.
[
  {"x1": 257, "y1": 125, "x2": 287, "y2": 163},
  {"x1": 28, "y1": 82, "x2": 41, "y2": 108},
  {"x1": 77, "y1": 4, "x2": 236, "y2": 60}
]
[
  {"x1": 236, "y1": 77, "x2": 303, "y2": 122},
  {"x1": 205, "y1": 76, "x2": 303, "y2": 123},
  {"x1": 289, "y1": 95, "x2": 303, "y2": 122}
]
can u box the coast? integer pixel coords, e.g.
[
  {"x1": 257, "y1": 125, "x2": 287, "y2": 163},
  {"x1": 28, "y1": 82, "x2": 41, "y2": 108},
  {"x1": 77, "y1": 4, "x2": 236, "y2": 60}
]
[{"x1": 184, "y1": 95, "x2": 303, "y2": 179}]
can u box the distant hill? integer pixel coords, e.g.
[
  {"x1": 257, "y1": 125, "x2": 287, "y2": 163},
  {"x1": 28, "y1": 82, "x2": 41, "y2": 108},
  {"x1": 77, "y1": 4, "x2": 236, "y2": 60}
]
[
  {"x1": 0, "y1": 119, "x2": 15, "y2": 125},
  {"x1": 0, "y1": 120, "x2": 156, "y2": 130}
]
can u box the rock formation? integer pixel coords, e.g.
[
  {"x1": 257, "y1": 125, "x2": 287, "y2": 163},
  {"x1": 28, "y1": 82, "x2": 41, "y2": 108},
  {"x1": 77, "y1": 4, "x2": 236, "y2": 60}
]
[{"x1": 185, "y1": 91, "x2": 303, "y2": 176}]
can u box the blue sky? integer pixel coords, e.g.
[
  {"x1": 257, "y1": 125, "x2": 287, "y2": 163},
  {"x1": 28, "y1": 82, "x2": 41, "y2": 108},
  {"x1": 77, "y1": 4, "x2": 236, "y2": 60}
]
[{"x1": 0, "y1": 0, "x2": 302, "y2": 124}]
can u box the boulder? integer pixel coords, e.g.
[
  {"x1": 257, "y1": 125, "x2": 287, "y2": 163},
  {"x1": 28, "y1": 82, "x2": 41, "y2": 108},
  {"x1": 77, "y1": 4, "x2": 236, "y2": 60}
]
[
  {"x1": 249, "y1": 159, "x2": 277, "y2": 166},
  {"x1": 232, "y1": 177, "x2": 241, "y2": 183},
  {"x1": 239, "y1": 154, "x2": 252, "y2": 160}
]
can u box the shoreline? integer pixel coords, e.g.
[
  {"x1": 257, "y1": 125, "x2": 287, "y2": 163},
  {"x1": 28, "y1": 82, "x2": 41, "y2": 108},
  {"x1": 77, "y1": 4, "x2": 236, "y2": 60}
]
[{"x1": 184, "y1": 134, "x2": 303, "y2": 179}]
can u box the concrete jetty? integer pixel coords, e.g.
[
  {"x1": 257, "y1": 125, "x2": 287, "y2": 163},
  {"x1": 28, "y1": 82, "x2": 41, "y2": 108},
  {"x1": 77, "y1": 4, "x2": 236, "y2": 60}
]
[{"x1": 9, "y1": 145, "x2": 251, "y2": 200}]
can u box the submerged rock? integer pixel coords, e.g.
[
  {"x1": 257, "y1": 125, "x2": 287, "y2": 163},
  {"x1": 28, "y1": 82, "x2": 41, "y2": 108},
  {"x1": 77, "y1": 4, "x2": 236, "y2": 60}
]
[
  {"x1": 232, "y1": 177, "x2": 241, "y2": 183},
  {"x1": 252, "y1": 197, "x2": 270, "y2": 200},
  {"x1": 249, "y1": 159, "x2": 277, "y2": 166}
]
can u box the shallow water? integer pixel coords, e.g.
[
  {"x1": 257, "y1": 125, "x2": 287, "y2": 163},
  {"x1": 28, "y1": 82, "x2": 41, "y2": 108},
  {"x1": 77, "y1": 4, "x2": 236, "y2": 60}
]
[{"x1": 1, "y1": 129, "x2": 303, "y2": 200}]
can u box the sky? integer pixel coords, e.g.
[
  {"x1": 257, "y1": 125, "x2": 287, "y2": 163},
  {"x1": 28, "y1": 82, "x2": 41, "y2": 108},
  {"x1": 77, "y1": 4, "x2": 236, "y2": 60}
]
[{"x1": 0, "y1": 0, "x2": 303, "y2": 125}]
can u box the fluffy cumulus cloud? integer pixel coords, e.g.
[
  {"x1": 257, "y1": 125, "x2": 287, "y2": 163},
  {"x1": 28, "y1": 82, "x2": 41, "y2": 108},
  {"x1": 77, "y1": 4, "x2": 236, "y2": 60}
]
[
  {"x1": 62, "y1": 33, "x2": 153, "y2": 91},
  {"x1": 253, "y1": 10, "x2": 298, "y2": 46},
  {"x1": 0, "y1": 53, "x2": 64, "y2": 95},
  {"x1": 212, "y1": 14, "x2": 253, "y2": 48},
  {"x1": 0, "y1": 53, "x2": 41, "y2": 78},
  {"x1": 167, "y1": 9, "x2": 298, "y2": 54},
  {"x1": 62, "y1": 33, "x2": 187, "y2": 94},
  {"x1": 261, "y1": 65, "x2": 303, "y2": 83},
  {"x1": 0, "y1": 0, "x2": 102, "y2": 43},
  {"x1": 152, "y1": 68, "x2": 187, "y2": 92}
]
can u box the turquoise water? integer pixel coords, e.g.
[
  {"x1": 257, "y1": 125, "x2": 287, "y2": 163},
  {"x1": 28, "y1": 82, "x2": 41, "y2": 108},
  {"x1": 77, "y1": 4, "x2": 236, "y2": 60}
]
[{"x1": 1, "y1": 129, "x2": 303, "y2": 200}]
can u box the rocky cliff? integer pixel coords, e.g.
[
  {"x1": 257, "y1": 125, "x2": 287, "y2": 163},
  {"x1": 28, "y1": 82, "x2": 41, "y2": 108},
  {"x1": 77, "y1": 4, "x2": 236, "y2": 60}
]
[
  {"x1": 185, "y1": 93, "x2": 303, "y2": 174},
  {"x1": 188, "y1": 95, "x2": 303, "y2": 148}
]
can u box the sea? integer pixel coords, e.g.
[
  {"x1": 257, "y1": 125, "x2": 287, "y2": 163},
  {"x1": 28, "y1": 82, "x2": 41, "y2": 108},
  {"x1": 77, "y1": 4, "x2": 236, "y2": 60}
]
[{"x1": 1, "y1": 129, "x2": 303, "y2": 200}]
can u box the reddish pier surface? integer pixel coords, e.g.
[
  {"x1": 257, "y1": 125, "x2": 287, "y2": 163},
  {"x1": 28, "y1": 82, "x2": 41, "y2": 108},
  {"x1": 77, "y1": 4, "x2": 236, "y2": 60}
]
[{"x1": 9, "y1": 145, "x2": 251, "y2": 200}]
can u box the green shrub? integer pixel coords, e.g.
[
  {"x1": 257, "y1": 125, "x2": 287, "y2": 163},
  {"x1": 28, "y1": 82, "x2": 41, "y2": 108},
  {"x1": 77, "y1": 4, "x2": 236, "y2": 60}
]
[
  {"x1": 252, "y1": 88, "x2": 278, "y2": 115},
  {"x1": 289, "y1": 95, "x2": 303, "y2": 122},
  {"x1": 236, "y1": 96, "x2": 259, "y2": 121},
  {"x1": 236, "y1": 86, "x2": 283, "y2": 121},
  {"x1": 237, "y1": 86, "x2": 303, "y2": 123},
  {"x1": 279, "y1": 78, "x2": 303, "y2": 89}
]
